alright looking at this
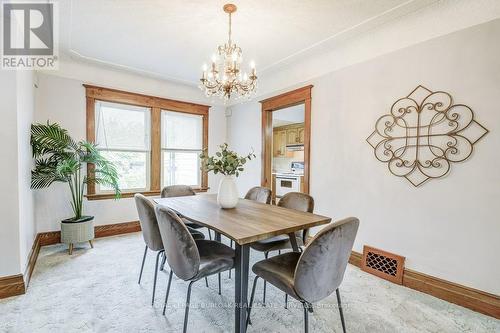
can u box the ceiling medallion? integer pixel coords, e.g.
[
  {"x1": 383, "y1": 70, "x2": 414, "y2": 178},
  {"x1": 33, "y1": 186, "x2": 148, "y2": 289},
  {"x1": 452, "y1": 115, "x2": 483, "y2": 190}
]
[
  {"x1": 366, "y1": 85, "x2": 489, "y2": 187},
  {"x1": 200, "y1": 4, "x2": 257, "y2": 101}
]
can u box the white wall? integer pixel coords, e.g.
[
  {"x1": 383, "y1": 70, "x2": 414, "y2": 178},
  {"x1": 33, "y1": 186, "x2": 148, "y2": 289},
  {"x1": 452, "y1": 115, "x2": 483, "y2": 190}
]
[
  {"x1": 0, "y1": 72, "x2": 22, "y2": 276},
  {"x1": 0, "y1": 70, "x2": 36, "y2": 277},
  {"x1": 16, "y1": 71, "x2": 36, "y2": 271},
  {"x1": 227, "y1": 19, "x2": 500, "y2": 295},
  {"x1": 34, "y1": 64, "x2": 226, "y2": 232}
]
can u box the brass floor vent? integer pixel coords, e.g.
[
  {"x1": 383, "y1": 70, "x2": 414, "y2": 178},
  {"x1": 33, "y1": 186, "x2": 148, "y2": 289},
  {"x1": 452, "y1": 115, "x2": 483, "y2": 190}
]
[{"x1": 361, "y1": 246, "x2": 405, "y2": 285}]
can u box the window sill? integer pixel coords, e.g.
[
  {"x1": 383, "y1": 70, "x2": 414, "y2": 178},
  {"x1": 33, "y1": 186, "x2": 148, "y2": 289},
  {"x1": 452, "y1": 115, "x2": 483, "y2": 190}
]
[{"x1": 85, "y1": 188, "x2": 209, "y2": 201}]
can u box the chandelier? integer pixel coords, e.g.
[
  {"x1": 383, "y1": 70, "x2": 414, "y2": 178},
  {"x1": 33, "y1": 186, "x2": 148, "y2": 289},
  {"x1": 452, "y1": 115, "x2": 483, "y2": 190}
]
[{"x1": 200, "y1": 4, "x2": 257, "y2": 101}]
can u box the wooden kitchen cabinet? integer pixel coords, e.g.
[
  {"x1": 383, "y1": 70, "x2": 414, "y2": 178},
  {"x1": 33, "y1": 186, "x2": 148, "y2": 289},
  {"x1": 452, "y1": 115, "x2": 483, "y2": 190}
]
[
  {"x1": 273, "y1": 129, "x2": 287, "y2": 157},
  {"x1": 287, "y1": 128, "x2": 299, "y2": 144},
  {"x1": 298, "y1": 127, "x2": 305, "y2": 144},
  {"x1": 273, "y1": 123, "x2": 305, "y2": 156}
]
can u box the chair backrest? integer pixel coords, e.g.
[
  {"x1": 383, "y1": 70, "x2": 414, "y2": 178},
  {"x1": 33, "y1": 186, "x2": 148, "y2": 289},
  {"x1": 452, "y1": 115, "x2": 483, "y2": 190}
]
[
  {"x1": 134, "y1": 194, "x2": 163, "y2": 251},
  {"x1": 293, "y1": 217, "x2": 359, "y2": 303},
  {"x1": 154, "y1": 205, "x2": 200, "y2": 281},
  {"x1": 278, "y1": 192, "x2": 314, "y2": 242},
  {"x1": 244, "y1": 186, "x2": 272, "y2": 204},
  {"x1": 161, "y1": 185, "x2": 196, "y2": 198}
]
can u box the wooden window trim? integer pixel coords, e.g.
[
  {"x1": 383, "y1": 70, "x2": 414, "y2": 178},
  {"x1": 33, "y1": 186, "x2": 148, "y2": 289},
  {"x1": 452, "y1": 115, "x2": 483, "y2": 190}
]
[
  {"x1": 260, "y1": 85, "x2": 313, "y2": 198},
  {"x1": 84, "y1": 84, "x2": 210, "y2": 200}
]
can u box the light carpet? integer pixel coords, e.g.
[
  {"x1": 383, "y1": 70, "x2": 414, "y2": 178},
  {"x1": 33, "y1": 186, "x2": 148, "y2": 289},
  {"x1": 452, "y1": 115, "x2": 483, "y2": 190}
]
[{"x1": 0, "y1": 232, "x2": 498, "y2": 333}]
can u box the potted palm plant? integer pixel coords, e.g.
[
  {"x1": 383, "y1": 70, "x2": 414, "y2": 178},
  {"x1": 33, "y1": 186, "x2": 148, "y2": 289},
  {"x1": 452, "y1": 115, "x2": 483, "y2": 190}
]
[
  {"x1": 200, "y1": 143, "x2": 255, "y2": 209},
  {"x1": 31, "y1": 122, "x2": 120, "y2": 254}
]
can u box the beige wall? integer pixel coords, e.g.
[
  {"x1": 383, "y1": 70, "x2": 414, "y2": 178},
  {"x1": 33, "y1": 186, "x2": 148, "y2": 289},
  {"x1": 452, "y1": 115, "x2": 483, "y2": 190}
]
[{"x1": 227, "y1": 19, "x2": 500, "y2": 294}]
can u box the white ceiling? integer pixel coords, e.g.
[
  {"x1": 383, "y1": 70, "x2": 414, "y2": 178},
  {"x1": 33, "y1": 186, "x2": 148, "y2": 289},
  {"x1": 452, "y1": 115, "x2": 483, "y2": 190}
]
[{"x1": 60, "y1": 0, "x2": 436, "y2": 85}]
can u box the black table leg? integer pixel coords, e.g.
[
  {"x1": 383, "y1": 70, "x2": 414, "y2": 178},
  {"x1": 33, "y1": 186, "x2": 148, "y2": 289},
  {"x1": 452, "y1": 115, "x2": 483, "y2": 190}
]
[
  {"x1": 288, "y1": 233, "x2": 300, "y2": 252},
  {"x1": 235, "y1": 243, "x2": 250, "y2": 333}
]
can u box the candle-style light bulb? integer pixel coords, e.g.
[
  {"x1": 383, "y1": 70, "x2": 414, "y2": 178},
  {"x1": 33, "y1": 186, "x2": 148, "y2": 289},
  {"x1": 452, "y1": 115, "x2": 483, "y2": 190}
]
[
  {"x1": 202, "y1": 63, "x2": 208, "y2": 71},
  {"x1": 250, "y1": 60, "x2": 255, "y2": 69},
  {"x1": 211, "y1": 54, "x2": 217, "y2": 63}
]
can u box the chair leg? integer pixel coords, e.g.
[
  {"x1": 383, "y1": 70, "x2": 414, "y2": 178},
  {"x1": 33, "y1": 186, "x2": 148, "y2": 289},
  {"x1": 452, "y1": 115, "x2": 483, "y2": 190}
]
[
  {"x1": 160, "y1": 252, "x2": 166, "y2": 271},
  {"x1": 263, "y1": 252, "x2": 269, "y2": 306},
  {"x1": 162, "y1": 270, "x2": 173, "y2": 315},
  {"x1": 138, "y1": 246, "x2": 147, "y2": 284},
  {"x1": 228, "y1": 239, "x2": 233, "y2": 279},
  {"x1": 152, "y1": 250, "x2": 162, "y2": 305},
  {"x1": 183, "y1": 281, "x2": 195, "y2": 333},
  {"x1": 246, "y1": 276, "x2": 259, "y2": 328},
  {"x1": 205, "y1": 277, "x2": 209, "y2": 288},
  {"x1": 208, "y1": 229, "x2": 212, "y2": 240},
  {"x1": 302, "y1": 302, "x2": 309, "y2": 333},
  {"x1": 285, "y1": 293, "x2": 288, "y2": 309},
  {"x1": 218, "y1": 273, "x2": 221, "y2": 295},
  {"x1": 336, "y1": 289, "x2": 347, "y2": 333}
]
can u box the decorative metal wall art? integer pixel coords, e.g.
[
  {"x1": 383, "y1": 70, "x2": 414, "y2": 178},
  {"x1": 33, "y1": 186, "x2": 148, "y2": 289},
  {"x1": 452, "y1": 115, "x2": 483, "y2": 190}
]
[{"x1": 366, "y1": 85, "x2": 488, "y2": 187}]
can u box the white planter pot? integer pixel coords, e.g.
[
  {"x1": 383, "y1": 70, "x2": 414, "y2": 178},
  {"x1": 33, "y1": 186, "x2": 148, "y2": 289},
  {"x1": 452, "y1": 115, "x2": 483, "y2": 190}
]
[
  {"x1": 60, "y1": 216, "x2": 95, "y2": 244},
  {"x1": 217, "y1": 176, "x2": 239, "y2": 209}
]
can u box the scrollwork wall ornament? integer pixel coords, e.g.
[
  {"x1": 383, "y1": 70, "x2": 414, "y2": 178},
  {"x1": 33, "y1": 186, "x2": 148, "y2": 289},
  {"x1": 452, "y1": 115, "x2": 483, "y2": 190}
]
[{"x1": 366, "y1": 85, "x2": 489, "y2": 187}]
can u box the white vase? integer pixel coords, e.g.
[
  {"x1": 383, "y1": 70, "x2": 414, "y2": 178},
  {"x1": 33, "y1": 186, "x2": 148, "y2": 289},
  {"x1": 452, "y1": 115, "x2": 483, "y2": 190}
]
[{"x1": 217, "y1": 175, "x2": 239, "y2": 209}]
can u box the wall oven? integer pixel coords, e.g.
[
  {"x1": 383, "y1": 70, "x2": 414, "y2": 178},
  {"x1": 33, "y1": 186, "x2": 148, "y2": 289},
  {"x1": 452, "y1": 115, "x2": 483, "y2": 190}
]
[{"x1": 275, "y1": 174, "x2": 300, "y2": 197}]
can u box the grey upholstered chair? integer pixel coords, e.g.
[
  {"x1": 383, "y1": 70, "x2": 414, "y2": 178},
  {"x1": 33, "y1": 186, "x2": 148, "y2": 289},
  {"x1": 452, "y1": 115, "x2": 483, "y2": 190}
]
[
  {"x1": 250, "y1": 192, "x2": 314, "y2": 305},
  {"x1": 161, "y1": 185, "x2": 213, "y2": 240},
  {"x1": 134, "y1": 194, "x2": 205, "y2": 306},
  {"x1": 247, "y1": 217, "x2": 359, "y2": 333},
  {"x1": 155, "y1": 205, "x2": 235, "y2": 333},
  {"x1": 245, "y1": 186, "x2": 272, "y2": 204}
]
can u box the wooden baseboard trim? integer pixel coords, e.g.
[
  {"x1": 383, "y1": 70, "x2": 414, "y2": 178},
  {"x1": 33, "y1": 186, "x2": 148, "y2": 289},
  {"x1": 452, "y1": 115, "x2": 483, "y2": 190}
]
[
  {"x1": 39, "y1": 220, "x2": 141, "y2": 246},
  {"x1": 0, "y1": 274, "x2": 25, "y2": 299},
  {"x1": 350, "y1": 251, "x2": 500, "y2": 319},
  {"x1": 24, "y1": 234, "x2": 42, "y2": 287},
  {"x1": 95, "y1": 221, "x2": 141, "y2": 238},
  {"x1": 1, "y1": 221, "x2": 141, "y2": 300}
]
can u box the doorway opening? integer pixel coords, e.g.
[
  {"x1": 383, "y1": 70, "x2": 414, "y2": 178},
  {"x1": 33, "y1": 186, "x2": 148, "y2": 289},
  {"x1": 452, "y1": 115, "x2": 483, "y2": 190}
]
[{"x1": 260, "y1": 85, "x2": 312, "y2": 203}]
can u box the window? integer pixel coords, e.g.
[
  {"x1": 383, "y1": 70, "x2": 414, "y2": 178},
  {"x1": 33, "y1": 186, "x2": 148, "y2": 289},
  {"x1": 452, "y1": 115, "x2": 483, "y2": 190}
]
[
  {"x1": 95, "y1": 101, "x2": 151, "y2": 193},
  {"x1": 161, "y1": 111, "x2": 203, "y2": 187},
  {"x1": 85, "y1": 85, "x2": 209, "y2": 199}
]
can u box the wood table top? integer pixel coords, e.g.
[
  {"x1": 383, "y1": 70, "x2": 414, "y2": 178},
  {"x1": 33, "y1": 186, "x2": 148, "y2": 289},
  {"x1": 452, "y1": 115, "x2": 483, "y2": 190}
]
[{"x1": 153, "y1": 194, "x2": 331, "y2": 245}]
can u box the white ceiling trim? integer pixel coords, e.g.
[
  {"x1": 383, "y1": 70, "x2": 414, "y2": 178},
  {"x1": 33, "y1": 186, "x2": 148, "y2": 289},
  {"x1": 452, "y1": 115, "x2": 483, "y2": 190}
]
[
  {"x1": 259, "y1": 0, "x2": 438, "y2": 73},
  {"x1": 66, "y1": 49, "x2": 199, "y2": 87}
]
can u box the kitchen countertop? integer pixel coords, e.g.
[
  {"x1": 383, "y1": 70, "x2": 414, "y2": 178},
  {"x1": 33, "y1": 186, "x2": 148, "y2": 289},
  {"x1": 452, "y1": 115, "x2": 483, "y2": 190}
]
[{"x1": 272, "y1": 171, "x2": 304, "y2": 177}]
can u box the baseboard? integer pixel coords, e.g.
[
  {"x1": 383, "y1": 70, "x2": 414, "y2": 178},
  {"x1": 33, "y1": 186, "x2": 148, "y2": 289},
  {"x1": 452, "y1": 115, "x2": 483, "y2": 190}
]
[
  {"x1": 0, "y1": 220, "x2": 141, "y2": 300},
  {"x1": 95, "y1": 221, "x2": 141, "y2": 238},
  {"x1": 24, "y1": 234, "x2": 42, "y2": 287},
  {"x1": 0, "y1": 274, "x2": 25, "y2": 299},
  {"x1": 38, "y1": 220, "x2": 141, "y2": 246},
  {"x1": 350, "y1": 251, "x2": 500, "y2": 319}
]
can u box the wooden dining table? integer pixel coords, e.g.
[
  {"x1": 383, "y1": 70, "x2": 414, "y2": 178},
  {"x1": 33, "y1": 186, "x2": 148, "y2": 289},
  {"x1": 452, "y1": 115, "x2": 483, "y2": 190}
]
[{"x1": 154, "y1": 193, "x2": 331, "y2": 333}]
